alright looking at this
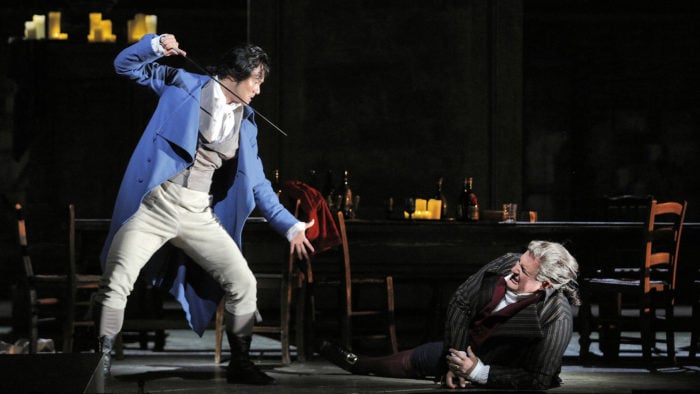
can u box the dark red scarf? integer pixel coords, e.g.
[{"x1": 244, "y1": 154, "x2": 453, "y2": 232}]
[{"x1": 468, "y1": 276, "x2": 543, "y2": 348}]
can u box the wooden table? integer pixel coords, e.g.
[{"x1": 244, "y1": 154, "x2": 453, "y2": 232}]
[{"x1": 244, "y1": 219, "x2": 699, "y2": 296}]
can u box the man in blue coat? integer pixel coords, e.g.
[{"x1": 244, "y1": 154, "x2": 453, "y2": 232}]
[{"x1": 95, "y1": 33, "x2": 314, "y2": 385}]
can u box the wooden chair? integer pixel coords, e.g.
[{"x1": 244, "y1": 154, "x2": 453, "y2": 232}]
[
  {"x1": 308, "y1": 211, "x2": 398, "y2": 355},
  {"x1": 214, "y1": 199, "x2": 307, "y2": 365},
  {"x1": 14, "y1": 203, "x2": 101, "y2": 353},
  {"x1": 579, "y1": 199, "x2": 687, "y2": 364}
]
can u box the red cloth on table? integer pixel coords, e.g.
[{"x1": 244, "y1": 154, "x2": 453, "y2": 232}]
[{"x1": 280, "y1": 180, "x2": 342, "y2": 253}]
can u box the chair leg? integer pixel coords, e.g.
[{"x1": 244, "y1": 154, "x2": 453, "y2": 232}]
[
  {"x1": 386, "y1": 276, "x2": 398, "y2": 354},
  {"x1": 577, "y1": 290, "x2": 593, "y2": 360},
  {"x1": 295, "y1": 274, "x2": 308, "y2": 362},
  {"x1": 640, "y1": 305, "x2": 653, "y2": 364},
  {"x1": 29, "y1": 309, "x2": 38, "y2": 354},
  {"x1": 302, "y1": 276, "x2": 317, "y2": 360},
  {"x1": 215, "y1": 299, "x2": 224, "y2": 364},
  {"x1": 280, "y1": 273, "x2": 292, "y2": 365},
  {"x1": 62, "y1": 314, "x2": 75, "y2": 353},
  {"x1": 340, "y1": 286, "x2": 352, "y2": 351},
  {"x1": 665, "y1": 301, "x2": 676, "y2": 364},
  {"x1": 598, "y1": 292, "x2": 622, "y2": 361},
  {"x1": 691, "y1": 297, "x2": 700, "y2": 360}
]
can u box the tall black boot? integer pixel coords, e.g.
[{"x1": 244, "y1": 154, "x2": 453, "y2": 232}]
[
  {"x1": 226, "y1": 334, "x2": 275, "y2": 385},
  {"x1": 99, "y1": 334, "x2": 117, "y2": 378},
  {"x1": 93, "y1": 300, "x2": 123, "y2": 379}
]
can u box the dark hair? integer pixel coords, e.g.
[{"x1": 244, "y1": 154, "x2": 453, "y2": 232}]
[{"x1": 209, "y1": 44, "x2": 270, "y2": 81}]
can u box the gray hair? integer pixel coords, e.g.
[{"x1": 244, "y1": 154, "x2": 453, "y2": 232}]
[{"x1": 529, "y1": 240, "x2": 581, "y2": 305}]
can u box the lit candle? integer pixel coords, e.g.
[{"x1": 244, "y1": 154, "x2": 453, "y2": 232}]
[
  {"x1": 145, "y1": 15, "x2": 157, "y2": 34},
  {"x1": 101, "y1": 20, "x2": 116, "y2": 42},
  {"x1": 415, "y1": 199, "x2": 429, "y2": 219},
  {"x1": 48, "y1": 12, "x2": 61, "y2": 39},
  {"x1": 32, "y1": 15, "x2": 46, "y2": 40},
  {"x1": 427, "y1": 199, "x2": 442, "y2": 220},
  {"x1": 24, "y1": 21, "x2": 36, "y2": 40},
  {"x1": 128, "y1": 13, "x2": 147, "y2": 42},
  {"x1": 88, "y1": 13, "x2": 102, "y2": 42}
]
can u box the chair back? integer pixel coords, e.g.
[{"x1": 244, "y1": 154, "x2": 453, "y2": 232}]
[
  {"x1": 16, "y1": 204, "x2": 34, "y2": 278},
  {"x1": 642, "y1": 200, "x2": 687, "y2": 297},
  {"x1": 604, "y1": 194, "x2": 654, "y2": 222}
]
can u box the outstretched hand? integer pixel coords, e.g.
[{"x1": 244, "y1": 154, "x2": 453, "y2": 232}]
[{"x1": 290, "y1": 219, "x2": 315, "y2": 260}]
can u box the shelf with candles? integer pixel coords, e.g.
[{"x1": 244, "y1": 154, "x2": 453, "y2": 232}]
[
  {"x1": 21, "y1": 11, "x2": 157, "y2": 43},
  {"x1": 87, "y1": 13, "x2": 117, "y2": 43}
]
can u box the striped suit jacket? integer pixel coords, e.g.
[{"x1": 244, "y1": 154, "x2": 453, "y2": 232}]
[{"x1": 442, "y1": 253, "x2": 573, "y2": 389}]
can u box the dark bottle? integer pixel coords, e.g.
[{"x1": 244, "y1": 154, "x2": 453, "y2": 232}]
[
  {"x1": 322, "y1": 170, "x2": 336, "y2": 210},
  {"x1": 457, "y1": 177, "x2": 479, "y2": 221},
  {"x1": 433, "y1": 177, "x2": 449, "y2": 220},
  {"x1": 338, "y1": 170, "x2": 354, "y2": 218}
]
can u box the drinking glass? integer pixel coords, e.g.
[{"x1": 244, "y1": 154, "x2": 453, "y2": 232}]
[{"x1": 405, "y1": 197, "x2": 416, "y2": 220}]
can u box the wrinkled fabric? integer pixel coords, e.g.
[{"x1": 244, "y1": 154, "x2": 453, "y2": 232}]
[{"x1": 280, "y1": 180, "x2": 342, "y2": 253}]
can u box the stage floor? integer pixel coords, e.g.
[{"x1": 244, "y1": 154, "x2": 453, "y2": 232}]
[{"x1": 98, "y1": 330, "x2": 700, "y2": 394}]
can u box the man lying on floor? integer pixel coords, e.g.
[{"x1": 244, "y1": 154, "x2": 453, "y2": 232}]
[{"x1": 321, "y1": 240, "x2": 580, "y2": 390}]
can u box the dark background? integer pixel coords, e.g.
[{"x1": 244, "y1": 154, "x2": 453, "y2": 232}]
[{"x1": 1, "y1": 1, "x2": 699, "y2": 294}]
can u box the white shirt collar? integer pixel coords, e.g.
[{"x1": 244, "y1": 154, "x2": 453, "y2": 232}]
[{"x1": 199, "y1": 78, "x2": 242, "y2": 143}]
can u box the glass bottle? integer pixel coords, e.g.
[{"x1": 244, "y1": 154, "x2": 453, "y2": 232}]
[
  {"x1": 466, "y1": 177, "x2": 479, "y2": 221},
  {"x1": 339, "y1": 170, "x2": 353, "y2": 218},
  {"x1": 433, "y1": 177, "x2": 449, "y2": 220},
  {"x1": 457, "y1": 177, "x2": 479, "y2": 221}
]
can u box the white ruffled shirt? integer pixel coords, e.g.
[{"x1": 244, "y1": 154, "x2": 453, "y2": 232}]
[{"x1": 199, "y1": 78, "x2": 242, "y2": 145}]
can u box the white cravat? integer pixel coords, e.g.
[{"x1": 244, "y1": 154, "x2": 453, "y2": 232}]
[{"x1": 199, "y1": 79, "x2": 241, "y2": 144}]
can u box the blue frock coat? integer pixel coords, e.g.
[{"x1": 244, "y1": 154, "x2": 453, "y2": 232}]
[{"x1": 101, "y1": 34, "x2": 298, "y2": 335}]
